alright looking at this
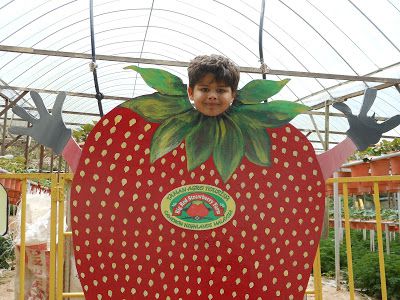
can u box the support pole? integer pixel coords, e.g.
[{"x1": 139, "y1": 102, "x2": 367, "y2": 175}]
[
  {"x1": 333, "y1": 173, "x2": 341, "y2": 290},
  {"x1": 343, "y1": 183, "x2": 355, "y2": 299},
  {"x1": 1, "y1": 98, "x2": 8, "y2": 155},
  {"x1": 373, "y1": 182, "x2": 388, "y2": 300},
  {"x1": 24, "y1": 124, "x2": 30, "y2": 169},
  {"x1": 50, "y1": 151, "x2": 54, "y2": 173},
  {"x1": 39, "y1": 145, "x2": 44, "y2": 172}
]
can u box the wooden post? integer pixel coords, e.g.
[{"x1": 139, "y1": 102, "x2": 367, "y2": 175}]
[
  {"x1": 398, "y1": 192, "x2": 400, "y2": 235},
  {"x1": 58, "y1": 156, "x2": 63, "y2": 172},
  {"x1": 24, "y1": 124, "x2": 30, "y2": 169},
  {"x1": 370, "y1": 230, "x2": 375, "y2": 252},
  {"x1": 385, "y1": 224, "x2": 390, "y2": 255},
  {"x1": 50, "y1": 151, "x2": 54, "y2": 173},
  {"x1": 333, "y1": 172, "x2": 341, "y2": 290},
  {"x1": 320, "y1": 102, "x2": 330, "y2": 238},
  {"x1": 39, "y1": 145, "x2": 44, "y2": 172},
  {"x1": 63, "y1": 180, "x2": 73, "y2": 297},
  {"x1": 1, "y1": 98, "x2": 8, "y2": 155}
]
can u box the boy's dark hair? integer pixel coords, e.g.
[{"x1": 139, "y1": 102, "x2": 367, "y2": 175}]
[{"x1": 188, "y1": 55, "x2": 240, "y2": 92}]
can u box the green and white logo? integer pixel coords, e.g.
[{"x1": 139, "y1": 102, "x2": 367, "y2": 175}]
[{"x1": 161, "y1": 184, "x2": 236, "y2": 231}]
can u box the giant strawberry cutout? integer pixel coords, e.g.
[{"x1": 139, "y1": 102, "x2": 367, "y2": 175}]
[
  {"x1": 69, "y1": 66, "x2": 324, "y2": 299},
  {"x1": 11, "y1": 65, "x2": 399, "y2": 300}
]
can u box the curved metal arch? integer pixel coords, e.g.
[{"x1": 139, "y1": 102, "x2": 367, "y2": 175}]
[
  {"x1": 91, "y1": 6, "x2": 261, "y2": 73},
  {"x1": 0, "y1": 0, "x2": 76, "y2": 44},
  {"x1": 305, "y1": 0, "x2": 379, "y2": 70},
  {"x1": 386, "y1": 0, "x2": 400, "y2": 13},
  {"x1": 374, "y1": 97, "x2": 400, "y2": 116},
  {"x1": 54, "y1": 51, "x2": 191, "y2": 102},
  {"x1": 1, "y1": 6, "x2": 262, "y2": 82},
  {"x1": 278, "y1": 0, "x2": 360, "y2": 76},
  {"x1": 213, "y1": 1, "x2": 335, "y2": 98},
  {"x1": 0, "y1": 15, "x2": 90, "y2": 71},
  {"x1": 24, "y1": 40, "x2": 195, "y2": 92},
  {"x1": 63, "y1": 86, "x2": 143, "y2": 115},
  {"x1": 5, "y1": 24, "x2": 230, "y2": 89},
  {"x1": 348, "y1": 0, "x2": 400, "y2": 53},
  {"x1": 151, "y1": 8, "x2": 259, "y2": 60},
  {"x1": 220, "y1": 1, "x2": 332, "y2": 146},
  {"x1": 62, "y1": 57, "x2": 183, "y2": 100},
  {"x1": 259, "y1": 0, "x2": 267, "y2": 79},
  {"x1": 0, "y1": 0, "x2": 13, "y2": 11},
  {"x1": 132, "y1": 0, "x2": 155, "y2": 96},
  {"x1": 297, "y1": 61, "x2": 400, "y2": 103},
  {"x1": 27, "y1": 48, "x2": 190, "y2": 99}
]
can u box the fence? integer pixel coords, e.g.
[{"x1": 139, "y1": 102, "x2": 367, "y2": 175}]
[
  {"x1": 4, "y1": 172, "x2": 398, "y2": 299},
  {"x1": 325, "y1": 174, "x2": 400, "y2": 300}
]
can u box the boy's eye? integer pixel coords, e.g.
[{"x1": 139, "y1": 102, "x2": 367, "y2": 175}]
[
  {"x1": 217, "y1": 88, "x2": 227, "y2": 93},
  {"x1": 200, "y1": 88, "x2": 209, "y2": 92}
]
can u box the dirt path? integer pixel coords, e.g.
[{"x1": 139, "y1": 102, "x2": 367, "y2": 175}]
[
  {"x1": 0, "y1": 270, "x2": 15, "y2": 300},
  {"x1": 307, "y1": 276, "x2": 373, "y2": 300}
]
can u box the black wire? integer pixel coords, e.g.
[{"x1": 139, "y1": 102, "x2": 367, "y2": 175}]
[
  {"x1": 259, "y1": 0, "x2": 266, "y2": 79},
  {"x1": 89, "y1": 0, "x2": 104, "y2": 117}
]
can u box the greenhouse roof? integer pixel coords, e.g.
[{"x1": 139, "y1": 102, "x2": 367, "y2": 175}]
[{"x1": 1, "y1": 0, "x2": 400, "y2": 152}]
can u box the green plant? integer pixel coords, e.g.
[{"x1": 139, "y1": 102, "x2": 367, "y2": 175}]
[
  {"x1": 320, "y1": 229, "x2": 400, "y2": 299},
  {"x1": 72, "y1": 121, "x2": 97, "y2": 144},
  {"x1": 350, "y1": 138, "x2": 400, "y2": 160},
  {"x1": 0, "y1": 235, "x2": 15, "y2": 269},
  {"x1": 354, "y1": 252, "x2": 400, "y2": 299},
  {"x1": 0, "y1": 156, "x2": 26, "y2": 173}
]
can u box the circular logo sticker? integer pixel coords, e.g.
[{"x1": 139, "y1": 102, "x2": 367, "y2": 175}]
[{"x1": 161, "y1": 184, "x2": 236, "y2": 230}]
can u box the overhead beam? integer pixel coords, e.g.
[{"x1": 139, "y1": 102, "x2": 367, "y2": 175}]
[
  {"x1": 307, "y1": 111, "x2": 388, "y2": 121},
  {"x1": 1, "y1": 45, "x2": 400, "y2": 83},
  {"x1": 0, "y1": 105, "x2": 100, "y2": 117},
  {"x1": 309, "y1": 140, "x2": 339, "y2": 145},
  {"x1": 0, "y1": 84, "x2": 129, "y2": 102},
  {"x1": 4, "y1": 103, "x2": 390, "y2": 121},
  {"x1": 0, "y1": 91, "x2": 28, "y2": 117},
  {"x1": 298, "y1": 128, "x2": 398, "y2": 139},
  {"x1": 2, "y1": 116, "x2": 87, "y2": 127},
  {"x1": 311, "y1": 82, "x2": 396, "y2": 110}
]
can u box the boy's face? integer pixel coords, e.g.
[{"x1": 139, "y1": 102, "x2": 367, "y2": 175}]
[{"x1": 188, "y1": 73, "x2": 235, "y2": 116}]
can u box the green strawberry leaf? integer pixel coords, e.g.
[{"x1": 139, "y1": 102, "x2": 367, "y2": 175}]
[
  {"x1": 150, "y1": 109, "x2": 200, "y2": 163},
  {"x1": 124, "y1": 65, "x2": 187, "y2": 96},
  {"x1": 185, "y1": 116, "x2": 217, "y2": 171},
  {"x1": 235, "y1": 101, "x2": 309, "y2": 128},
  {"x1": 213, "y1": 115, "x2": 244, "y2": 182},
  {"x1": 121, "y1": 93, "x2": 193, "y2": 123},
  {"x1": 230, "y1": 114, "x2": 271, "y2": 166},
  {"x1": 237, "y1": 79, "x2": 289, "y2": 104}
]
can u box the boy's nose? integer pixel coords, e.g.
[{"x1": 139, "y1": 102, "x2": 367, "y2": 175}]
[{"x1": 208, "y1": 91, "x2": 217, "y2": 99}]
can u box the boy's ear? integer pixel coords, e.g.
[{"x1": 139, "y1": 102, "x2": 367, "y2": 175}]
[{"x1": 187, "y1": 86, "x2": 193, "y2": 100}]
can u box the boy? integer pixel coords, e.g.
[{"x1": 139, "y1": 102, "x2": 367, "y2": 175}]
[{"x1": 187, "y1": 54, "x2": 240, "y2": 116}]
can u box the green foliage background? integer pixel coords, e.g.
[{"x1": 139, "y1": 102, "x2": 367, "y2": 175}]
[{"x1": 320, "y1": 230, "x2": 400, "y2": 299}]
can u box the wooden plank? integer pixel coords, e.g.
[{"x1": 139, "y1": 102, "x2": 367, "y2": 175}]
[
  {"x1": 1, "y1": 45, "x2": 400, "y2": 83},
  {"x1": 0, "y1": 91, "x2": 28, "y2": 118}
]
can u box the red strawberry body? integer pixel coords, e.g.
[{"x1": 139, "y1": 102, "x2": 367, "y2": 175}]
[{"x1": 71, "y1": 107, "x2": 325, "y2": 299}]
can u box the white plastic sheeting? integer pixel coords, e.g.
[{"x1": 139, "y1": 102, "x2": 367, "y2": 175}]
[{"x1": 0, "y1": 0, "x2": 400, "y2": 150}]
